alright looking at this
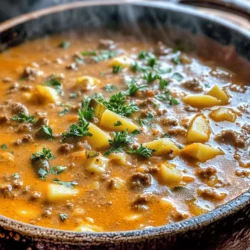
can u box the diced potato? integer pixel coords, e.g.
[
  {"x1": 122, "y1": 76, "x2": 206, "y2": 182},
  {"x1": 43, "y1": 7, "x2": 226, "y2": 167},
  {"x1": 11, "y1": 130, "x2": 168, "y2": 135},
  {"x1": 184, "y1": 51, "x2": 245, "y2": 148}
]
[
  {"x1": 207, "y1": 85, "x2": 229, "y2": 105},
  {"x1": 143, "y1": 138, "x2": 180, "y2": 157},
  {"x1": 87, "y1": 123, "x2": 111, "y2": 149},
  {"x1": 76, "y1": 76, "x2": 100, "y2": 89},
  {"x1": 35, "y1": 85, "x2": 59, "y2": 104},
  {"x1": 159, "y1": 198, "x2": 174, "y2": 210},
  {"x1": 108, "y1": 152, "x2": 127, "y2": 165},
  {"x1": 100, "y1": 110, "x2": 138, "y2": 133},
  {"x1": 85, "y1": 155, "x2": 108, "y2": 175},
  {"x1": 189, "y1": 201, "x2": 210, "y2": 216},
  {"x1": 46, "y1": 183, "x2": 79, "y2": 203},
  {"x1": 0, "y1": 152, "x2": 14, "y2": 163},
  {"x1": 158, "y1": 162, "x2": 182, "y2": 185},
  {"x1": 186, "y1": 114, "x2": 211, "y2": 143},
  {"x1": 209, "y1": 107, "x2": 237, "y2": 122},
  {"x1": 182, "y1": 95, "x2": 221, "y2": 108},
  {"x1": 110, "y1": 55, "x2": 134, "y2": 68},
  {"x1": 75, "y1": 223, "x2": 102, "y2": 232},
  {"x1": 89, "y1": 99, "x2": 106, "y2": 120},
  {"x1": 181, "y1": 143, "x2": 224, "y2": 163}
]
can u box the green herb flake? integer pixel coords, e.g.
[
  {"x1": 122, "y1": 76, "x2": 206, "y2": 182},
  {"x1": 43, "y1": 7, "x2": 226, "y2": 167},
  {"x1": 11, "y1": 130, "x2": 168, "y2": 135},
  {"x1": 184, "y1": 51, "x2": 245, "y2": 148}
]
[
  {"x1": 0, "y1": 144, "x2": 7, "y2": 150},
  {"x1": 59, "y1": 41, "x2": 70, "y2": 49},
  {"x1": 93, "y1": 50, "x2": 118, "y2": 62},
  {"x1": 54, "y1": 179, "x2": 78, "y2": 188},
  {"x1": 138, "y1": 50, "x2": 150, "y2": 59},
  {"x1": 172, "y1": 72, "x2": 184, "y2": 82},
  {"x1": 112, "y1": 65, "x2": 122, "y2": 74},
  {"x1": 105, "y1": 84, "x2": 116, "y2": 92},
  {"x1": 155, "y1": 90, "x2": 179, "y2": 106},
  {"x1": 159, "y1": 79, "x2": 169, "y2": 89},
  {"x1": 31, "y1": 147, "x2": 55, "y2": 161},
  {"x1": 59, "y1": 108, "x2": 69, "y2": 117},
  {"x1": 143, "y1": 72, "x2": 160, "y2": 83},
  {"x1": 38, "y1": 168, "x2": 48, "y2": 180},
  {"x1": 126, "y1": 80, "x2": 147, "y2": 96},
  {"x1": 139, "y1": 113, "x2": 154, "y2": 126},
  {"x1": 44, "y1": 74, "x2": 63, "y2": 94},
  {"x1": 12, "y1": 112, "x2": 35, "y2": 124},
  {"x1": 127, "y1": 145, "x2": 154, "y2": 158},
  {"x1": 81, "y1": 51, "x2": 97, "y2": 56},
  {"x1": 114, "y1": 121, "x2": 122, "y2": 126},
  {"x1": 147, "y1": 57, "x2": 157, "y2": 67},
  {"x1": 41, "y1": 125, "x2": 53, "y2": 140},
  {"x1": 80, "y1": 98, "x2": 95, "y2": 121},
  {"x1": 50, "y1": 166, "x2": 67, "y2": 175},
  {"x1": 59, "y1": 213, "x2": 68, "y2": 221},
  {"x1": 12, "y1": 173, "x2": 20, "y2": 179},
  {"x1": 69, "y1": 92, "x2": 77, "y2": 99}
]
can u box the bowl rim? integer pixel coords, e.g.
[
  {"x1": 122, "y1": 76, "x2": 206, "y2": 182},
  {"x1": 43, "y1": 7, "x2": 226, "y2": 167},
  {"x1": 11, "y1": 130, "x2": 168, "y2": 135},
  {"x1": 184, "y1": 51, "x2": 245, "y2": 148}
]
[{"x1": 0, "y1": 0, "x2": 249, "y2": 243}]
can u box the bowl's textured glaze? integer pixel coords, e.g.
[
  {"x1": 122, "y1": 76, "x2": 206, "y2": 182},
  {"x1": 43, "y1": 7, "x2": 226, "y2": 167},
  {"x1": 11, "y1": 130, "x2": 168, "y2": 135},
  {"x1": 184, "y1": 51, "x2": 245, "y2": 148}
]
[{"x1": 0, "y1": 1, "x2": 249, "y2": 249}]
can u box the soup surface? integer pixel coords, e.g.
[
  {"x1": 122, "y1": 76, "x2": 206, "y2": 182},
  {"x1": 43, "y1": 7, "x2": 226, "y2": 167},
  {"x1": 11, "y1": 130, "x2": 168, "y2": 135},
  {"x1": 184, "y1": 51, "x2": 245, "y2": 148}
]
[{"x1": 0, "y1": 32, "x2": 249, "y2": 232}]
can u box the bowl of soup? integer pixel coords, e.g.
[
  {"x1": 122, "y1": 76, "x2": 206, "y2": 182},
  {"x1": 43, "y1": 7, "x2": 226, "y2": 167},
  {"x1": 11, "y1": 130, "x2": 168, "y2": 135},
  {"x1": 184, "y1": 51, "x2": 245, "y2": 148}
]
[{"x1": 0, "y1": 1, "x2": 249, "y2": 249}]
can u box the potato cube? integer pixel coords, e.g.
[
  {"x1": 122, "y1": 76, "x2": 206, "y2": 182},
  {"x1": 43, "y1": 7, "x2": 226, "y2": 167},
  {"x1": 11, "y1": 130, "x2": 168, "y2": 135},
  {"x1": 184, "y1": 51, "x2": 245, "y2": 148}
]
[
  {"x1": 209, "y1": 107, "x2": 237, "y2": 122},
  {"x1": 108, "y1": 152, "x2": 127, "y2": 165},
  {"x1": 89, "y1": 99, "x2": 106, "y2": 120},
  {"x1": 143, "y1": 138, "x2": 180, "y2": 157},
  {"x1": 110, "y1": 55, "x2": 134, "y2": 68},
  {"x1": 207, "y1": 85, "x2": 229, "y2": 105},
  {"x1": 46, "y1": 183, "x2": 79, "y2": 202},
  {"x1": 76, "y1": 76, "x2": 100, "y2": 89},
  {"x1": 75, "y1": 223, "x2": 102, "y2": 232},
  {"x1": 35, "y1": 85, "x2": 59, "y2": 104},
  {"x1": 182, "y1": 95, "x2": 221, "y2": 108},
  {"x1": 100, "y1": 110, "x2": 138, "y2": 133},
  {"x1": 87, "y1": 123, "x2": 111, "y2": 149},
  {"x1": 186, "y1": 114, "x2": 211, "y2": 143},
  {"x1": 0, "y1": 152, "x2": 14, "y2": 163},
  {"x1": 158, "y1": 162, "x2": 182, "y2": 185},
  {"x1": 181, "y1": 143, "x2": 224, "y2": 162},
  {"x1": 85, "y1": 155, "x2": 108, "y2": 175}
]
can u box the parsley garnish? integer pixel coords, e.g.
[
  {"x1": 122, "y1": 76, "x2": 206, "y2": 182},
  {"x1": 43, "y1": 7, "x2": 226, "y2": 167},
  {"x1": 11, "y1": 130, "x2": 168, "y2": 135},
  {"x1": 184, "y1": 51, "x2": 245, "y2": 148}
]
[
  {"x1": 130, "y1": 63, "x2": 149, "y2": 73},
  {"x1": 54, "y1": 179, "x2": 78, "y2": 188},
  {"x1": 62, "y1": 110, "x2": 92, "y2": 139},
  {"x1": 114, "y1": 121, "x2": 122, "y2": 126},
  {"x1": 159, "y1": 79, "x2": 169, "y2": 89},
  {"x1": 59, "y1": 213, "x2": 68, "y2": 221},
  {"x1": 103, "y1": 92, "x2": 139, "y2": 117},
  {"x1": 80, "y1": 98, "x2": 95, "y2": 121},
  {"x1": 93, "y1": 50, "x2": 118, "y2": 62},
  {"x1": 38, "y1": 168, "x2": 48, "y2": 180},
  {"x1": 12, "y1": 173, "x2": 20, "y2": 179},
  {"x1": 127, "y1": 145, "x2": 154, "y2": 158},
  {"x1": 81, "y1": 51, "x2": 97, "y2": 56},
  {"x1": 40, "y1": 125, "x2": 53, "y2": 140},
  {"x1": 59, "y1": 41, "x2": 70, "y2": 49},
  {"x1": 113, "y1": 65, "x2": 122, "y2": 74},
  {"x1": 12, "y1": 112, "x2": 35, "y2": 124},
  {"x1": 44, "y1": 74, "x2": 63, "y2": 94},
  {"x1": 172, "y1": 72, "x2": 184, "y2": 82},
  {"x1": 31, "y1": 147, "x2": 55, "y2": 161},
  {"x1": 138, "y1": 50, "x2": 150, "y2": 59},
  {"x1": 155, "y1": 90, "x2": 179, "y2": 105},
  {"x1": 143, "y1": 72, "x2": 160, "y2": 83},
  {"x1": 147, "y1": 57, "x2": 157, "y2": 67},
  {"x1": 139, "y1": 113, "x2": 154, "y2": 126},
  {"x1": 38, "y1": 166, "x2": 67, "y2": 180},
  {"x1": 59, "y1": 108, "x2": 69, "y2": 116},
  {"x1": 105, "y1": 84, "x2": 116, "y2": 92},
  {"x1": 126, "y1": 80, "x2": 147, "y2": 96},
  {"x1": 0, "y1": 144, "x2": 7, "y2": 150}
]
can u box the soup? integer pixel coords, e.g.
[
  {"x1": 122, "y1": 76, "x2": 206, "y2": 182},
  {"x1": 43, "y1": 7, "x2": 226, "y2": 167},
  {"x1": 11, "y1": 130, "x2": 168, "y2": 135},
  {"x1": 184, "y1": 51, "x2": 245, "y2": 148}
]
[{"x1": 0, "y1": 32, "x2": 249, "y2": 232}]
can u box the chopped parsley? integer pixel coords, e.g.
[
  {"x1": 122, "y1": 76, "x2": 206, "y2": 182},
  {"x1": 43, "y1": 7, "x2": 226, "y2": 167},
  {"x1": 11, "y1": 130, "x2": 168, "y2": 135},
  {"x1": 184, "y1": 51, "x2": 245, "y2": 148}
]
[
  {"x1": 31, "y1": 147, "x2": 55, "y2": 161},
  {"x1": 112, "y1": 65, "x2": 122, "y2": 74},
  {"x1": 44, "y1": 74, "x2": 63, "y2": 94},
  {"x1": 41, "y1": 125, "x2": 53, "y2": 140},
  {"x1": 62, "y1": 110, "x2": 92, "y2": 139},
  {"x1": 105, "y1": 84, "x2": 116, "y2": 92},
  {"x1": 80, "y1": 98, "x2": 95, "y2": 121},
  {"x1": 114, "y1": 121, "x2": 122, "y2": 126},
  {"x1": 12, "y1": 173, "x2": 20, "y2": 179},
  {"x1": 59, "y1": 213, "x2": 68, "y2": 221},
  {"x1": 172, "y1": 72, "x2": 184, "y2": 82},
  {"x1": 130, "y1": 63, "x2": 149, "y2": 73},
  {"x1": 127, "y1": 145, "x2": 154, "y2": 158},
  {"x1": 155, "y1": 90, "x2": 179, "y2": 105},
  {"x1": 147, "y1": 57, "x2": 157, "y2": 67},
  {"x1": 12, "y1": 112, "x2": 35, "y2": 124},
  {"x1": 38, "y1": 166, "x2": 67, "y2": 180},
  {"x1": 0, "y1": 144, "x2": 7, "y2": 150},
  {"x1": 38, "y1": 168, "x2": 48, "y2": 180},
  {"x1": 81, "y1": 51, "x2": 97, "y2": 56},
  {"x1": 126, "y1": 80, "x2": 147, "y2": 96},
  {"x1": 138, "y1": 50, "x2": 151, "y2": 59},
  {"x1": 103, "y1": 92, "x2": 139, "y2": 117},
  {"x1": 59, "y1": 108, "x2": 69, "y2": 116},
  {"x1": 171, "y1": 54, "x2": 181, "y2": 65},
  {"x1": 143, "y1": 72, "x2": 160, "y2": 83},
  {"x1": 159, "y1": 79, "x2": 169, "y2": 89},
  {"x1": 139, "y1": 113, "x2": 154, "y2": 126},
  {"x1": 59, "y1": 41, "x2": 70, "y2": 49},
  {"x1": 93, "y1": 50, "x2": 118, "y2": 62},
  {"x1": 54, "y1": 179, "x2": 78, "y2": 188}
]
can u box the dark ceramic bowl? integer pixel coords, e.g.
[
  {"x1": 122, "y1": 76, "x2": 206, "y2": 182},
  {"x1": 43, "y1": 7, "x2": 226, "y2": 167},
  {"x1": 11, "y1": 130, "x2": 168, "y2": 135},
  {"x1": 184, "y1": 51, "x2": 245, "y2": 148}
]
[{"x1": 0, "y1": 1, "x2": 250, "y2": 249}]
